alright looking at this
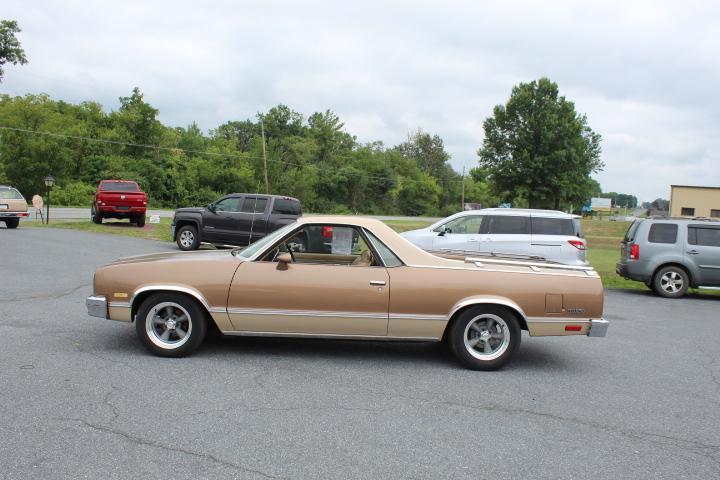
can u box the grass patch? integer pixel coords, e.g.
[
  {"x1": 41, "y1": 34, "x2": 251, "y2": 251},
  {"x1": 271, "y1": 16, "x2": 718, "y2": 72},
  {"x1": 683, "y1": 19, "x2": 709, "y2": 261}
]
[
  {"x1": 22, "y1": 218, "x2": 174, "y2": 242},
  {"x1": 382, "y1": 220, "x2": 433, "y2": 233}
]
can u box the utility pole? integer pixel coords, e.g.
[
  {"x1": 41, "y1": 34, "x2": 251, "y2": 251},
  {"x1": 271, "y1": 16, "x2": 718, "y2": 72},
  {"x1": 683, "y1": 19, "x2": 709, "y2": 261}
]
[
  {"x1": 460, "y1": 166, "x2": 466, "y2": 210},
  {"x1": 260, "y1": 118, "x2": 269, "y2": 194}
]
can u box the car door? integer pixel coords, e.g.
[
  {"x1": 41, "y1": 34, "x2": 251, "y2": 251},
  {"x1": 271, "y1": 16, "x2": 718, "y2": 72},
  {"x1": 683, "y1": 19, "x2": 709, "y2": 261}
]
[
  {"x1": 479, "y1": 214, "x2": 531, "y2": 256},
  {"x1": 431, "y1": 214, "x2": 484, "y2": 252},
  {"x1": 226, "y1": 224, "x2": 390, "y2": 335},
  {"x1": 202, "y1": 196, "x2": 242, "y2": 242},
  {"x1": 235, "y1": 196, "x2": 269, "y2": 245},
  {"x1": 686, "y1": 225, "x2": 720, "y2": 285}
]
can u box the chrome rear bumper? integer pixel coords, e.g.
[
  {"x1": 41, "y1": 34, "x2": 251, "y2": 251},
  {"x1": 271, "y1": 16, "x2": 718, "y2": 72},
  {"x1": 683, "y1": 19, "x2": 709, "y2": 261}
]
[
  {"x1": 86, "y1": 295, "x2": 108, "y2": 319},
  {"x1": 588, "y1": 318, "x2": 609, "y2": 337}
]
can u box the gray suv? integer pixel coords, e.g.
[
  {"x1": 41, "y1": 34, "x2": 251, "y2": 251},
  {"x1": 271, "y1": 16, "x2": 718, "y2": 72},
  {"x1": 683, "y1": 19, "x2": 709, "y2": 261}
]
[{"x1": 616, "y1": 217, "x2": 720, "y2": 298}]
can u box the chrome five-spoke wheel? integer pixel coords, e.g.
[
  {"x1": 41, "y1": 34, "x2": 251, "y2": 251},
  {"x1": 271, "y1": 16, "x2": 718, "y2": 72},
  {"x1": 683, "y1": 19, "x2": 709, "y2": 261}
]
[
  {"x1": 136, "y1": 293, "x2": 208, "y2": 357},
  {"x1": 463, "y1": 313, "x2": 510, "y2": 361},
  {"x1": 449, "y1": 305, "x2": 521, "y2": 370},
  {"x1": 653, "y1": 266, "x2": 689, "y2": 298},
  {"x1": 146, "y1": 302, "x2": 192, "y2": 349},
  {"x1": 660, "y1": 271, "x2": 683, "y2": 294}
]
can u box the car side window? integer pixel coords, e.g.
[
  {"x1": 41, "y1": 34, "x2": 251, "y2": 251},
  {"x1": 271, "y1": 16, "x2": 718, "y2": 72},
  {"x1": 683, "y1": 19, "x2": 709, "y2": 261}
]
[
  {"x1": 688, "y1": 226, "x2": 720, "y2": 247},
  {"x1": 531, "y1": 217, "x2": 575, "y2": 236},
  {"x1": 648, "y1": 224, "x2": 678, "y2": 244},
  {"x1": 214, "y1": 197, "x2": 241, "y2": 212},
  {"x1": 481, "y1": 215, "x2": 530, "y2": 234},
  {"x1": 263, "y1": 225, "x2": 380, "y2": 267},
  {"x1": 435, "y1": 215, "x2": 482, "y2": 234},
  {"x1": 364, "y1": 230, "x2": 403, "y2": 267},
  {"x1": 240, "y1": 197, "x2": 268, "y2": 214}
]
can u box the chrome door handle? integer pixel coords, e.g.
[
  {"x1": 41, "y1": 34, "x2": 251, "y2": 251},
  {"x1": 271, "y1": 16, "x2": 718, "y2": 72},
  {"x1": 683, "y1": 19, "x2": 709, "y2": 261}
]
[
  {"x1": 687, "y1": 250, "x2": 699, "y2": 255},
  {"x1": 468, "y1": 238, "x2": 478, "y2": 242},
  {"x1": 369, "y1": 280, "x2": 386, "y2": 286}
]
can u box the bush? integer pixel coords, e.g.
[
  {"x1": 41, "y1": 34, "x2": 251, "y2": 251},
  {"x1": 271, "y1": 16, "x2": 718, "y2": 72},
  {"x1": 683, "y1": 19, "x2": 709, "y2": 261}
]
[{"x1": 51, "y1": 182, "x2": 96, "y2": 207}]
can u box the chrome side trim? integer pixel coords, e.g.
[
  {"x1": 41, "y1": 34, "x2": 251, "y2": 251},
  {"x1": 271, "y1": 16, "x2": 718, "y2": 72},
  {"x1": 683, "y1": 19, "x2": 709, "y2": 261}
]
[
  {"x1": 130, "y1": 285, "x2": 212, "y2": 311},
  {"x1": 526, "y1": 316, "x2": 592, "y2": 323},
  {"x1": 209, "y1": 307, "x2": 228, "y2": 313},
  {"x1": 108, "y1": 301, "x2": 131, "y2": 309},
  {"x1": 465, "y1": 256, "x2": 595, "y2": 272},
  {"x1": 223, "y1": 331, "x2": 440, "y2": 341},
  {"x1": 448, "y1": 298, "x2": 528, "y2": 323},
  {"x1": 406, "y1": 263, "x2": 600, "y2": 278},
  {"x1": 389, "y1": 313, "x2": 447, "y2": 321},
  {"x1": 86, "y1": 295, "x2": 108, "y2": 319},
  {"x1": 227, "y1": 307, "x2": 387, "y2": 319}
]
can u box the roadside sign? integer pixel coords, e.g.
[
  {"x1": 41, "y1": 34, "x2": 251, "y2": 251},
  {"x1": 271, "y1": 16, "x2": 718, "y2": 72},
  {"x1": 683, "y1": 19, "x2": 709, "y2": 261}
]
[{"x1": 590, "y1": 197, "x2": 612, "y2": 212}]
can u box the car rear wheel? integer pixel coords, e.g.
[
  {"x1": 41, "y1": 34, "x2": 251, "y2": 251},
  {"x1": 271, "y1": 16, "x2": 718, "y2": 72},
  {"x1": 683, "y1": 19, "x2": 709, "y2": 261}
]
[
  {"x1": 135, "y1": 293, "x2": 207, "y2": 357},
  {"x1": 448, "y1": 305, "x2": 521, "y2": 370},
  {"x1": 135, "y1": 213, "x2": 146, "y2": 227},
  {"x1": 653, "y1": 266, "x2": 689, "y2": 298},
  {"x1": 176, "y1": 225, "x2": 199, "y2": 250},
  {"x1": 4, "y1": 218, "x2": 19, "y2": 229},
  {"x1": 91, "y1": 205, "x2": 102, "y2": 224}
]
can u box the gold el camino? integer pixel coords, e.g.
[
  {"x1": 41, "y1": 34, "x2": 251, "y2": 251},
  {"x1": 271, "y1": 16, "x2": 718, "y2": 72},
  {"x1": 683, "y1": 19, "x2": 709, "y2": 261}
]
[{"x1": 86, "y1": 216, "x2": 607, "y2": 370}]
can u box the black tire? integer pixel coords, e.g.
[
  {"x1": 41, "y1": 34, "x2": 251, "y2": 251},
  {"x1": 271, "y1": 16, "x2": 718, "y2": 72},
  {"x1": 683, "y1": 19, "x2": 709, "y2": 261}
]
[
  {"x1": 653, "y1": 265, "x2": 689, "y2": 298},
  {"x1": 91, "y1": 205, "x2": 102, "y2": 224},
  {"x1": 5, "y1": 218, "x2": 19, "y2": 229},
  {"x1": 176, "y1": 224, "x2": 200, "y2": 250},
  {"x1": 135, "y1": 292, "x2": 208, "y2": 357},
  {"x1": 448, "y1": 305, "x2": 521, "y2": 371},
  {"x1": 136, "y1": 213, "x2": 146, "y2": 227}
]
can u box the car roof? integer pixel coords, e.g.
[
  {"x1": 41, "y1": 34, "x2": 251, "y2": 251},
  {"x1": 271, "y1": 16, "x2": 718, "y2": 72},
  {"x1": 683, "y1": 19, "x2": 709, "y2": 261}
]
[{"x1": 439, "y1": 208, "x2": 577, "y2": 219}]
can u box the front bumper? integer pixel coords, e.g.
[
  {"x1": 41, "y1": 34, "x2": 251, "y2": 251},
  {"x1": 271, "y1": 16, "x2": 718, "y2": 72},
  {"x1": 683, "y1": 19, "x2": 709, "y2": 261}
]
[
  {"x1": 588, "y1": 318, "x2": 609, "y2": 337},
  {"x1": 86, "y1": 295, "x2": 108, "y2": 319}
]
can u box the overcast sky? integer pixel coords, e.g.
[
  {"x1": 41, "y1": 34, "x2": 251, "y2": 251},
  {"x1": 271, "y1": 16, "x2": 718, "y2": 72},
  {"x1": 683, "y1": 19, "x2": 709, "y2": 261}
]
[{"x1": 3, "y1": 0, "x2": 719, "y2": 201}]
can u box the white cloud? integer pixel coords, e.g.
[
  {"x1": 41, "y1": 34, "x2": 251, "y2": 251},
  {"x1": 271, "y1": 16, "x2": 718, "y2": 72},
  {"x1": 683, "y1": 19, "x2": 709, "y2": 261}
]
[{"x1": 2, "y1": 0, "x2": 719, "y2": 200}]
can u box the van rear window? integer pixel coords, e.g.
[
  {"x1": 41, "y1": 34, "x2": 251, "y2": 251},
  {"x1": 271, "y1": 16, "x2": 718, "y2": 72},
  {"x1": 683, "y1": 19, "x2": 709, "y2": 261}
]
[
  {"x1": 531, "y1": 217, "x2": 575, "y2": 236},
  {"x1": 648, "y1": 224, "x2": 678, "y2": 244},
  {"x1": 272, "y1": 198, "x2": 302, "y2": 215}
]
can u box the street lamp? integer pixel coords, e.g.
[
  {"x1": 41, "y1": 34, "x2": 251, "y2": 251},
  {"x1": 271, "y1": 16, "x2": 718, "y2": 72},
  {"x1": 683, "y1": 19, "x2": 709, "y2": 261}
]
[{"x1": 44, "y1": 175, "x2": 54, "y2": 224}]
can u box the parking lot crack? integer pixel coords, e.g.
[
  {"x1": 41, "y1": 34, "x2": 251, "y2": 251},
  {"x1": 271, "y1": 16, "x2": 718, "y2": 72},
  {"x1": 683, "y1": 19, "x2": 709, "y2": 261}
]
[
  {"x1": 103, "y1": 387, "x2": 121, "y2": 423},
  {"x1": 55, "y1": 417, "x2": 288, "y2": 479}
]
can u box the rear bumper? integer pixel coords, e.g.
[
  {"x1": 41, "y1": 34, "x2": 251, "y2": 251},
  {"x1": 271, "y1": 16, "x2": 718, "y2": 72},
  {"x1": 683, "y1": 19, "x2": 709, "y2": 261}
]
[
  {"x1": 616, "y1": 262, "x2": 649, "y2": 282},
  {"x1": 86, "y1": 295, "x2": 108, "y2": 319},
  {"x1": 0, "y1": 211, "x2": 29, "y2": 218},
  {"x1": 588, "y1": 318, "x2": 609, "y2": 337},
  {"x1": 98, "y1": 206, "x2": 146, "y2": 214}
]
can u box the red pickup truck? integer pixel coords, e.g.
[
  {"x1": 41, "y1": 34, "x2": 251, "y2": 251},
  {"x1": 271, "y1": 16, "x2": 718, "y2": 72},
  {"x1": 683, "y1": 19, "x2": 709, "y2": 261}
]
[{"x1": 91, "y1": 180, "x2": 148, "y2": 227}]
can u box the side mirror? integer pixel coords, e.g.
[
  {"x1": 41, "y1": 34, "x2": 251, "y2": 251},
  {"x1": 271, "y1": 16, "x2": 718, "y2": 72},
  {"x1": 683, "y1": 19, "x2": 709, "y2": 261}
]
[
  {"x1": 207, "y1": 203, "x2": 216, "y2": 213},
  {"x1": 438, "y1": 227, "x2": 450, "y2": 236},
  {"x1": 276, "y1": 252, "x2": 292, "y2": 270}
]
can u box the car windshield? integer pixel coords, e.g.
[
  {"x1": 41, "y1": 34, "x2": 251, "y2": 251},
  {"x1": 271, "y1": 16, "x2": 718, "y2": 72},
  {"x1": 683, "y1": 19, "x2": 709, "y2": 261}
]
[
  {"x1": 0, "y1": 188, "x2": 24, "y2": 199},
  {"x1": 100, "y1": 182, "x2": 139, "y2": 192},
  {"x1": 234, "y1": 222, "x2": 298, "y2": 259}
]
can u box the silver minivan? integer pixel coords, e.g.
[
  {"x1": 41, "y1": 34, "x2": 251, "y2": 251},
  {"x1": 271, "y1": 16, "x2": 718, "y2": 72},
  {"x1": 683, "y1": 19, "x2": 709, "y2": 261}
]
[{"x1": 401, "y1": 208, "x2": 587, "y2": 265}]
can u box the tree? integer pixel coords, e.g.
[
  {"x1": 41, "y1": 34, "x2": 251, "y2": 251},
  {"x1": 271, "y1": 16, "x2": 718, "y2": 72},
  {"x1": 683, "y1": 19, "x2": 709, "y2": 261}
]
[
  {"x1": 478, "y1": 78, "x2": 603, "y2": 210},
  {"x1": 0, "y1": 20, "x2": 28, "y2": 82}
]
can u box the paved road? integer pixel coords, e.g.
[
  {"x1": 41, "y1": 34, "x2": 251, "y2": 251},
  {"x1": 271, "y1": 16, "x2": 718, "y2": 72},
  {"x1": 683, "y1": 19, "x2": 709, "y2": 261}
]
[
  {"x1": 1, "y1": 227, "x2": 719, "y2": 479},
  {"x1": 24, "y1": 207, "x2": 440, "y2": 223}
]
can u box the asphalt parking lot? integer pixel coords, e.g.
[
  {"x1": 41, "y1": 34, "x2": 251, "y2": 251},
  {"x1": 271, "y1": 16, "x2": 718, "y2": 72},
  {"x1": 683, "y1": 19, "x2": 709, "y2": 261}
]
[{"x1": 1, "y1": 227, "x2": 719, "y2": 479}]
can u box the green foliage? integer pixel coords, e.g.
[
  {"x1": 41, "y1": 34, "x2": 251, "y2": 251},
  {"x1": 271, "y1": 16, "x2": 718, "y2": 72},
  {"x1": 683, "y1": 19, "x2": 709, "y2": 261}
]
[
  {"x1": 478, "y1": 78, "x2": 604, "y2": 210},
  {"x1": 0, "y1": 91, "x2": 476, "y2": 215},
  {"x1": 0, "y1": 20, "x2": 28, "y2": 82}
]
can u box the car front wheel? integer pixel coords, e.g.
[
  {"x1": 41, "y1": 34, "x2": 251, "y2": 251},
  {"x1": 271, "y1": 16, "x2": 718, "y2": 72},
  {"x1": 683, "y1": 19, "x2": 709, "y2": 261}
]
[
  {"x1": 653, "y1": 266, "x2": 689, "y2": 298},
  {"x1": 176, "y1": 225, "x2": 199, "y2": 250},
  {"x1": 448, "y1": 305, "x2": 521, "y2": 370},
  {"x1": 135, "y1": 293, "x2": 207, "y2": 357}
]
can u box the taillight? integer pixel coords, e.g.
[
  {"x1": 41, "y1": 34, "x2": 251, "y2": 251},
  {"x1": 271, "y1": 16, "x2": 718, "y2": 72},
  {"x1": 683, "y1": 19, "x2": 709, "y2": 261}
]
[
  {"x1": 630, "y1": 244, "x2": 640, "y2": 260},
  {"x1": 568, "y1": 239, "x2": 586, "y2": 250},
  {"x1": 322, "y1": 226, "x2": 333, "y2": 238}
]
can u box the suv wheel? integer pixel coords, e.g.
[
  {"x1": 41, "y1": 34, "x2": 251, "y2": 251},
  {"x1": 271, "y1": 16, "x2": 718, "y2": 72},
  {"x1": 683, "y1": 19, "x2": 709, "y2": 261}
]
[
  {"x1": 176, "y1": 225, "x2": 199, "y2": 250},
  {"x1": 653, "y1": 266, "x2": 689, "y2": 298}
]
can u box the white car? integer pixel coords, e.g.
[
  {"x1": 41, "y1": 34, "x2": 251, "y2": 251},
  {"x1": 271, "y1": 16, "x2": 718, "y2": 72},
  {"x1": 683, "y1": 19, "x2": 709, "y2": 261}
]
[{"x1": 401, "y1": 208, "x2": 587, "y2": 265}]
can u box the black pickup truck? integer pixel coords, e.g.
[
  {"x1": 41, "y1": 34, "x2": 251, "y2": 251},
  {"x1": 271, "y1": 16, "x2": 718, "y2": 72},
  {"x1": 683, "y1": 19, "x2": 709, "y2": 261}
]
[{"x1": 171, "y1": 194, "x2": 302, "y2": 250}]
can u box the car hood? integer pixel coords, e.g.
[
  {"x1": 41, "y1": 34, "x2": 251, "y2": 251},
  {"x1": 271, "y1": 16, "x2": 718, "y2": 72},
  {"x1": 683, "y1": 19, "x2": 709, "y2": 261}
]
[
  {"x1": 174, "y1": 207, "x2": 206, "y2": 215},
  {"x1": 109, "y1": 249, "x2": 242, "y2": 266}
]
